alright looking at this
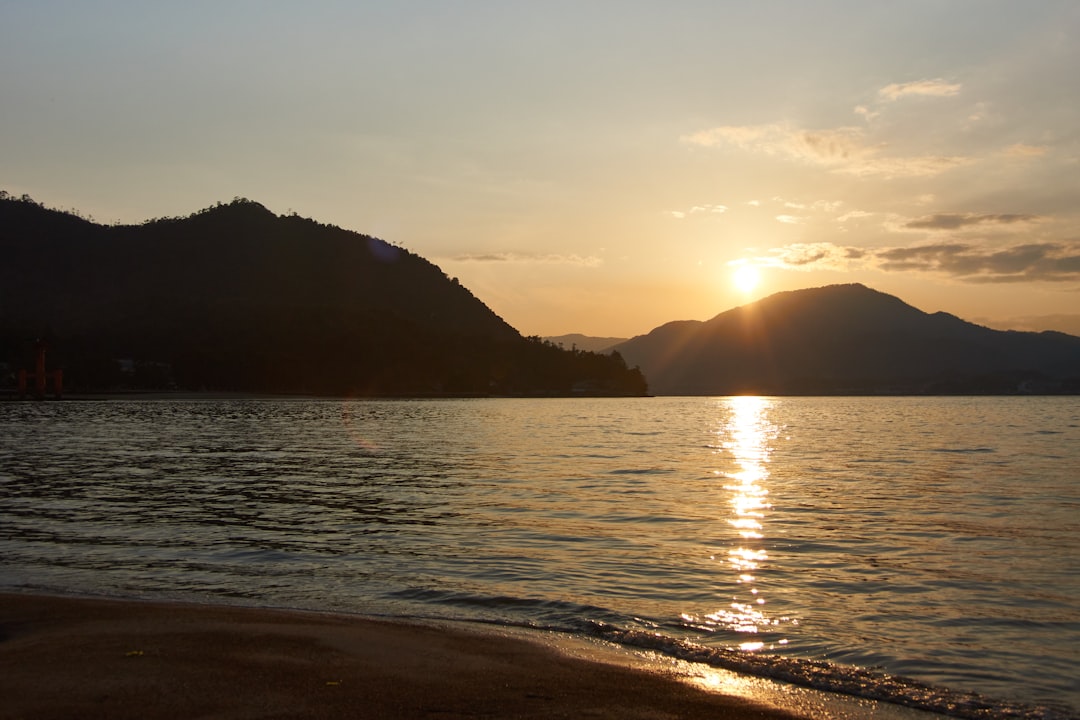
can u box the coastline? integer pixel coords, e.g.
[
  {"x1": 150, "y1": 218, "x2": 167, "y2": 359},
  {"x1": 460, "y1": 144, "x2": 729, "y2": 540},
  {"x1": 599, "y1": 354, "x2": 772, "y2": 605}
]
[{"x1": 1, "y1": 591, "x2": 810, "y2": 720}]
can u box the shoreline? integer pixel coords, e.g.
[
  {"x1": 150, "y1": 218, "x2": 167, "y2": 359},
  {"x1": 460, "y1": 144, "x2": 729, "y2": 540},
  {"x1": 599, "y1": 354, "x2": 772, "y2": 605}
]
[
  {"x1": 0, "y1": 591, "x2": 957, "y2": 720},
  {"x1": 1, "y1": 591, "x2": 812, "y2": 720}
]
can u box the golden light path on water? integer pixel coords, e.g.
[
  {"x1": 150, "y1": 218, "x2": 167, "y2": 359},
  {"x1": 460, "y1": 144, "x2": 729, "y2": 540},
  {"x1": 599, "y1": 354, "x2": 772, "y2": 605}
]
[{"x1": 691, "y1": 396, "x2": 794, "y2": 652}]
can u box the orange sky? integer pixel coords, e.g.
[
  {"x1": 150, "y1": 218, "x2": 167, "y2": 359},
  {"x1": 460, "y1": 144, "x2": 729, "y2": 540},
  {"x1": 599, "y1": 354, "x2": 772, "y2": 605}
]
[{"x1": 3, "y1": 2, "x2": 1078, "y2": 337}]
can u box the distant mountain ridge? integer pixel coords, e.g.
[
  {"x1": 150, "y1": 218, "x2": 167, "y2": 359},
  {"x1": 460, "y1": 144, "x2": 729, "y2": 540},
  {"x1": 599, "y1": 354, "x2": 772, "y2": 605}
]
[
  {"x1": 613, "y1": 284, "x2": 1080, "y2": 395},
  {"x1": 0, "y1": 194, "x2": 646, "y2": 396},
  {"x1": 543, "y1": 334, "x2": 628, "y2": 353}
]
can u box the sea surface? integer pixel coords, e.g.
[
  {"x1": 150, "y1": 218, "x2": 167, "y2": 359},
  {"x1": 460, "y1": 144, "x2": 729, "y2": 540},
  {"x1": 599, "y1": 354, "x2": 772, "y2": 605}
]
[{"x1": 1, "y1": 396, "x2": 1077, "y2": 719}]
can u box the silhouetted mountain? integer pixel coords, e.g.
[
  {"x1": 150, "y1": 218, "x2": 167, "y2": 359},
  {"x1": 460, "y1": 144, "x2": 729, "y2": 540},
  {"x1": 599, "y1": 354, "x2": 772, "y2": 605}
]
[
  {"x1": 0, "y1": 194, "x2": 646, "y2": 396},
  {"x1": 613, "y1": 284, "x2": 1080, "y2": 395},
  {"x1": 543, "y1": 334, "x2": 628, "y2": 353}
]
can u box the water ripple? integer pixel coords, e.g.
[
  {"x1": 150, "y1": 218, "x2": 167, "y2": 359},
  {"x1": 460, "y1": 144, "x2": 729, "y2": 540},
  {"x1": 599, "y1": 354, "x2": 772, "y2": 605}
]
[{"x1": 1, "y1": 396, "x2": 1078, "y2": 718}]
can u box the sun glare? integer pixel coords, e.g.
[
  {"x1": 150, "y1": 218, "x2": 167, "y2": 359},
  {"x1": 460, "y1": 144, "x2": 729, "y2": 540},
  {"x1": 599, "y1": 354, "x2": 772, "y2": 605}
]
[{"x1": 732, "y1": 264, "x2": 760, "y2": 293}]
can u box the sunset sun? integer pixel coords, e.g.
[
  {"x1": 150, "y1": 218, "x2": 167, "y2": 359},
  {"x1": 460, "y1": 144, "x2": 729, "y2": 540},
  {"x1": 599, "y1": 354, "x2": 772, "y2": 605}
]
[{"x1": 732, "y1": 264, "x2": 761, "y2": 293}]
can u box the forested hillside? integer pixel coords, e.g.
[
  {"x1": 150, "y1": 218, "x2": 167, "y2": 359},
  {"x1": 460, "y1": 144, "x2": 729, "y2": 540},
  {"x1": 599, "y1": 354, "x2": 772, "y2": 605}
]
[{"x1": 0, "y1": 193, "x2": 646, "y2": 396}]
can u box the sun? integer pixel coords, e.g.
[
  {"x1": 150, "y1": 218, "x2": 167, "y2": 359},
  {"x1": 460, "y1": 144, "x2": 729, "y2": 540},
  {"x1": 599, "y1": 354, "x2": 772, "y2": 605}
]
[{"x1": 732, "y1": 264, "x2": 760, "y2": 293}]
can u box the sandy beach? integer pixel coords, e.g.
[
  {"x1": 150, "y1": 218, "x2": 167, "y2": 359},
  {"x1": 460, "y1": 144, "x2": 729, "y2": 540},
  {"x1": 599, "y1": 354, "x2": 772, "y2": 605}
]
[{"x1": 0, "y1": 592, "x2": 807, "y2": 720}]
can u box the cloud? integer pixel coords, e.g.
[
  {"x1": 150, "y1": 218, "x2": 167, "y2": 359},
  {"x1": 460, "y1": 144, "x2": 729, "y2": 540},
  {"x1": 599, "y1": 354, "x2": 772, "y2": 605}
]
[
  {"x1": 667, "y1": 204, "x2": 728, "y2": 219},
  {"x1": 767, "y1": 197, "x2": 844, "y2": 213},
  {"x1": 854, "y1": 105, "x2": 879, "y2": 121},
  {"x1": 1004, "y1": 143, "x2": 1048, "y2": 157},
  {"x1": 687, "y1": 124, "x2": 875, "y2": 166},
  {"x1": 854, "y1": 79, "x2": 960, "y2": 125},
  {"x1": 966, "y1": 103, "x2": 989, "y2": 125},
  {"x1": 836, "y1": 210, "x2": 873, "y2": 223},
  {"x1": 753, "y1": 243, "x2": 862, "y2": 272},
  {"x1": 683, "y1": 123, "x2": 972, "y2": 178},
  {"x1": 876, "y1": 242, "x2": 1080, "y2": 282},
  {"x1": 810, "y1": 200, "x2": 844, "y2": 213},
  {"x1": 904, "y1": 213, "x2": 1041, "y2": 230},
  {"x1": 451, "y1": 252, "x2": 603, "y2": 267},
  {"x1": 775, "y1": 214, "x2": 802, "y2": 225},
  {"x1": 743, "y1": 240, "x2": 1080, "y2": 283},
  {"x1": 688, "y1": 125, "x2": 772, "y2": 146},
  {"x1": 846, "y1": 155, "x2": 972, "y2": 177},
  {"x1": 878, "y1": 79, "x2": 962, "y2": 101}
]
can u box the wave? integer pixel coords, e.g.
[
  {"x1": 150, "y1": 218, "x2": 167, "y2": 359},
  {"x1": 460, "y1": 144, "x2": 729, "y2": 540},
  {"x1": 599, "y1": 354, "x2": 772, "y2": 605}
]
[
  {"x1": 388, "y1": 588, "x2": 1076, "y2": 720},
  {"x1": 385, "y1": 587, "x2": 633, "y2": 630},
  {"x1": 581, "y1": 623, "x2": 1077, "y2": 720},
  {"x1": 930, "y1": 447, "x2": 997, "y2": 454}
]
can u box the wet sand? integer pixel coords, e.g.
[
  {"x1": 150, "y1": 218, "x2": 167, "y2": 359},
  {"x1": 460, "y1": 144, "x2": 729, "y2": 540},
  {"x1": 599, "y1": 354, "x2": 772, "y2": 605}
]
[{"x1": 0, "y1": 592, "x2": 806, "y2": 720}]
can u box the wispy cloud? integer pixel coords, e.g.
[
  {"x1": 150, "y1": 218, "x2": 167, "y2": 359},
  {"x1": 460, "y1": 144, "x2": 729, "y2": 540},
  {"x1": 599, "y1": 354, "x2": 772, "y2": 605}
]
[
  {"x1": 848, "y1": 155, "x2": 973, "y2": 177},
  {"x1": 744, "y1": 240, "x2": 1080, "y2": 283},
  {"x1": 666, "y1": 203, "x2": 728, "y2": 219},
  {"x1": 904, "y1": 213, "x2": 1040, "y2": 230},
  {"x1": 836, "y1": 210, "x2": 873, "y2": 223},
  {"x1": 683, "y1": 122, "x2": 972, "y2": 178},
  {"x1": 769, "y1": 197, "x2": 844, "y2": 213},
  {"x1": 853, "y1": 105, "x2": 879, "y2": 121},
  {"x1": 685, "y1": 124, "x2": 869, "y2": 164},
  {"x1": 878, "y1": 78, "x2": 962, "y2": 101},
  {"x1": 450, "y1": 252, "x2": 603, "y2": 267},
  {"x1": 1004, "y1": 143, "x2": 1048, "y2": 158}
]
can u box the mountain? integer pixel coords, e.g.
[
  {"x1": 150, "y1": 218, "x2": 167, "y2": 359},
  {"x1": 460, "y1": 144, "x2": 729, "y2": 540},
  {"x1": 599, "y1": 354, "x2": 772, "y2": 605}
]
[
  {"x1": 543, "y1": 334, "x2": 628, "y2": 353},
  {"x1": 0, "y1": 194, "x2": 646, "y2": 396},
  {"x1": 612, "y1": 284, "x2": 1080, "y2": 395}
]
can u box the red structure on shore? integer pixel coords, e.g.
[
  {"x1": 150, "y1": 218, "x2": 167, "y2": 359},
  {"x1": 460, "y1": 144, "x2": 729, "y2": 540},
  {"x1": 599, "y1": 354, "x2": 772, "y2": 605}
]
[{"x1": 17, "y1": 340, "x2": 63, "y2": 400}]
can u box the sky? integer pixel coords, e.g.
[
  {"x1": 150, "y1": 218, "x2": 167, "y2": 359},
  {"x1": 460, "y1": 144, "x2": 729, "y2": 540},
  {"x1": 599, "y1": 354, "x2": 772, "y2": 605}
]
[{"x1": 3, "y1": 1, "x2": 1079, "y2": 338}]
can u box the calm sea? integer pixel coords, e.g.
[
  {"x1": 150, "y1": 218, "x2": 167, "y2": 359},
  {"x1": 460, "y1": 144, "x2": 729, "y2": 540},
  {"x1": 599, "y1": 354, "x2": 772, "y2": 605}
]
[{"x1": 1, "y1": 397, "x2": 1077, "y2": 719}]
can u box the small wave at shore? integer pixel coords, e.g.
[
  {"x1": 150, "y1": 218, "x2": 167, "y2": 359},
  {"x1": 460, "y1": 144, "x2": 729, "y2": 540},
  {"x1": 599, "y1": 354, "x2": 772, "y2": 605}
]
[
  {"x1": 8, "y1": 577, "x2": 1078, "y2": 720},
  {"x1": 581, "y1": 623, "x2": 1077, "y2": 720},
  {"x1": 384, "y1": 587, "x2": 1076, "y2": 720}
]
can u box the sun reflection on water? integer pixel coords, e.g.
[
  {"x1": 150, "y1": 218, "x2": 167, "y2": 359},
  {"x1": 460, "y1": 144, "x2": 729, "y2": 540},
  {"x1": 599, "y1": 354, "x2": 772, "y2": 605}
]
[{"x1": 698, "y1": 396, "x2": 791, "y2": 651}]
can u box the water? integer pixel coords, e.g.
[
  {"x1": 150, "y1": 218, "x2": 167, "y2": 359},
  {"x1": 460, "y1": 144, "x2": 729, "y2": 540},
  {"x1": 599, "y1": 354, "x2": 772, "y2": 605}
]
[{"x1": 1, "y1": 396, "x2": 1077, "y2": 719}]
